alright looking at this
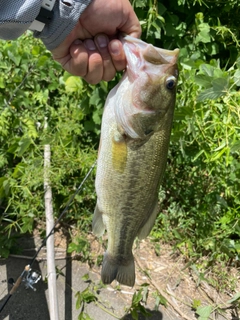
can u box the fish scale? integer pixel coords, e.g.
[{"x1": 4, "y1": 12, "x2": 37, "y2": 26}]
[{"x1": 93, "y1": 35, "x2": 179, "y2": 287}]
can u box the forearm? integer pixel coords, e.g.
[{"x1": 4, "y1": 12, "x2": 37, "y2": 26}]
[{"x1": 0, "y1": 0, "x2": 92, "y2": 50}]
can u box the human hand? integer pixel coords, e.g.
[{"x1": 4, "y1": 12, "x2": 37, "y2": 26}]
[{"x1": 51, "y1": 0, "x2": 141, "y2": 84}]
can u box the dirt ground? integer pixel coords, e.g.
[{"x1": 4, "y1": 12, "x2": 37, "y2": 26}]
[
  {"x1": 1, "y1": 229, "x2": 240, "y2": 320},
  {"x1": 87, "y1": 233, "x2": 240, "y2": 320},
  {"x1": 53, "y1": 227, "x2": 240, "y2": 320}
]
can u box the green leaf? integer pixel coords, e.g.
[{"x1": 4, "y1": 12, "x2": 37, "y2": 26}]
[
  {"x1": 234, "y1": 244, "x2": 240, "y2": 253},
  {"x1": 196, "y1": 305, "x2": 212, "y2": 319},
  {"x1": 75, "y1": 291, "x2": 82, "y2": 310},
  {"x1": 131, "y1": 308, "x2": 138, "y2": 320},
  {"x1": 3, "y1": 179, "x2": 10, "y2": 196},
  {"x1": 231, "y1": 141, "x2": 240, "y2": 152},
  {"x1": 81, "y1": 273, "x2": 90, "y2": 282},
  {"x1": 21, "y1": 217, "x2": 33, "y2": 233},
  {"x1": 0, "y1": 77, "x2": 5, "y2": 88},
  {"x1": 174, "y1": 106, "x2": 193, "y2": 121},
  {"x1": 193, "y1": 149, "x2": 204, "y2": 162},
  {"x1": 23, "y1": 118, "x2": 38, "y2": 138},
  {"x1": 234, "y1": 69, "x2": 240, "y2": 86},
  {"x1": 17, "y1": 137, "x2": 32, "y2": 157},
  {"x1": 65, "y1": 76, "x2": 83, "y2": 93},
  {"x1": 81, "y1": 288, "x2": 97, "y2": 303},
  {"x1": 197, "y1": 77, "x2": 229, "y2": 101},
  {"x1": 132, "y1": 290, "x2": 143, "y2": 305},
  {"x1": 37, "y1": 55, "x2": 48, "y2": 67},
  {"x1": 92, "y1": 110, "x2": 102, "y2": 125},
  {"x1": 195, "y1": 74, "x2": 212, "y2": 88},
  {"x1": 227, "y1": 292, "x2": 240, "y2": 304},
  {"x1": 89, "y1": 90, "x2": 102, "y2": 106},
  {"x1": 211, "y1": 147, "x2": 228, "y2": 161},
  {"x1": 180, "y1": 59, "x2": 196, "y2": 70},
  {"x1": 67, "y1": 242, "x2": 78, "y2": 253},
  {"x1": 7, "y1": 49, "x2": 21, "y2": 66},
  {"x1": 192, "y1": 299, "x2": 201, "y2": 310},
  {"x1": 154, "y1": 293, "x2": 167, "y2": 308},
  {"x1": 141, "y1": 284, "x2": 149, "y2": 303},
  {"x1": 79, "y1": 313, "x2": 93, "y2": 320},
  {"x1": 197, "y1": 87, "x2": 218, "y2": 101},
  {"x1": 12, "y1": 162, "x2": 28, "y2": 178},
  {"x1": 31, "y1": 46, "x2": 40, "y2": 55},
  {"x1": 196, "y1": 23, "x2": 211, "y2": 43},
  {"x1": 132, "y1": 0, "x2": 147, "y2": 8},
  {"x1": 236, "y1": 57, "x2": 240, "y2": 68},
  {"x1": 0, "y1": 177, "x2": 8, "y2": 199},
  {"x1": 212, "y1": 77, "x2": 229, "y2": 93},
  {"x1": 213, "y1": 140, "x2": 226, "y2": 152},
  {"x1": 200, "y1": 64, "x2": 215, "y2": 77}
]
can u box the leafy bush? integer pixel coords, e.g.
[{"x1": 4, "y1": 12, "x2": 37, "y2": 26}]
[
  {"x1": 133, "y1": 0, "x2": 240, "y2": 263},
  {"x1": 0, "y1": 33, "x2": 99, "y2": 256}
]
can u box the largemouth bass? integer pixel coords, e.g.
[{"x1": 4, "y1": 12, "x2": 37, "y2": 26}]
[{"x1": 93, "y1": 35, "x2": 179, "y2": 287}]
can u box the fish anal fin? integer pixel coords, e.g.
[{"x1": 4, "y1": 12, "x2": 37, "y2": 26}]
[
  {"x1": 101, "y1": 252, "x2": 135, "y2": 287},
  {"x1": 137, "y1": 202, "x2": 159, "y2": 240},
  {"x1": 92, "y1": 204, "x2": 105, "y2": 237}
]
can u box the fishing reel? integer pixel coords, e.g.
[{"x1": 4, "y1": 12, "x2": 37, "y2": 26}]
[
  {"x1": 23, "y1": 268, "x2": 41, "y2": 291},
  {"x1": 8, "y1": 266, "x2": 41, "y2": 292}
]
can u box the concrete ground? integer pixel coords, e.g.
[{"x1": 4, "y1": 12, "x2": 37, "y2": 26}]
[{"x1": 0, "y1": 236, "x2": 181, "y2": 320}]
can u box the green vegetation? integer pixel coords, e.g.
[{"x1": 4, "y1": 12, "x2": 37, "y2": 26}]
[
  {"x1": 141, "y1": 0, "x2": 240, "y2": 268},
  {"x1": 0, "y1": 1, "x2": 239, "y2": 317},
  {"x1": 0, "y1": 33, "x2": 99, "y2": 256}
]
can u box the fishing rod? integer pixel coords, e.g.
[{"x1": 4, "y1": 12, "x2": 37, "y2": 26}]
[{"x1": 0, "y1": 160, "x2": 97, "y2": 313}]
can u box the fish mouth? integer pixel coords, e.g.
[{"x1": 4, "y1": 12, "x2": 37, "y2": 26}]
[{"x1": 120, "y1": 34, "x2": 179, "y2": 65}]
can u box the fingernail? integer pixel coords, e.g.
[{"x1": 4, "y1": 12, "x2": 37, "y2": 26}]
[
  {"x1": 109, "y1": 41, "x2": 120, "y2": 55},
  {"x1": 96, "y1": 35, "x2": 108, "y2": 48},
  {"x1": 73, "y1": 39, "x2": 82, "y2": 45},
  {"x1": 85, "y1": 39, "x2": 96, "y2": 51}
]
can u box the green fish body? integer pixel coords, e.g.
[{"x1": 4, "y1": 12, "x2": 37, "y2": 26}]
[{"x1": 93, "y1": 36, "x2": 179, "y2": 287}]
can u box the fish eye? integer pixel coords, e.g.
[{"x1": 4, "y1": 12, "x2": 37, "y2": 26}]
[{"x1": 166, "y1": 76, "x2": 176, "y2": 90}]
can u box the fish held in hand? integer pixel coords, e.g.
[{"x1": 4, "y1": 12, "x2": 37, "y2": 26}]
[{"x1": 93, "y1": 35, "x2": 179, "y2": 287}]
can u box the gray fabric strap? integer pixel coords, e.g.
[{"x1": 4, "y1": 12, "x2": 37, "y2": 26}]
[
  {"x1": 0, "y1": 0, "x2": 92, "y2": 50},
  {"x1": 35, "y1": 0, "x2": 92, "y2": 50},
  {"x1": 0, "y1": 0, "x2": 42, "y2": 39}
]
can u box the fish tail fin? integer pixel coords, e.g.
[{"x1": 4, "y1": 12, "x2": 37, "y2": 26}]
[{"x1": 101, "y1": 252, "x2": 135, "y2": 287}]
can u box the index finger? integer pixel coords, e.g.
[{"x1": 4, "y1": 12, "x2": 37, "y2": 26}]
[{"x1": 119, "y1": 4, "x2": 141, "y2": 38}]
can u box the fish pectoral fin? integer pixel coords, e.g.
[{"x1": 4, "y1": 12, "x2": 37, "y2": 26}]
[
  {"x1": 137, "y1": 202, "x2": 159, "y2": 240},
  {"x1": 101, "y1": 252, "x2": 135, "y2": 287},
  {"x1": 92, "y1": 204, "x2": 105, "y2": 237},
  {"x1": 112, "y1": 130, "x2": 127, "y2": 173}
]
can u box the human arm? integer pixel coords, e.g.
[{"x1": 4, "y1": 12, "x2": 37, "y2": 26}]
[{"x1": 0, "y1": 0, "x2": 141, "y2": 83}]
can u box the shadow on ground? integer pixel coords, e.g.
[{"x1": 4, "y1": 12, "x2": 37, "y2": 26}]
[
  {"x1": 0, "y1": 236, "x2": 49, "y2": 320},
  {"x1": 122, "y1": 309, "x2": 163, "y2": 319}
]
